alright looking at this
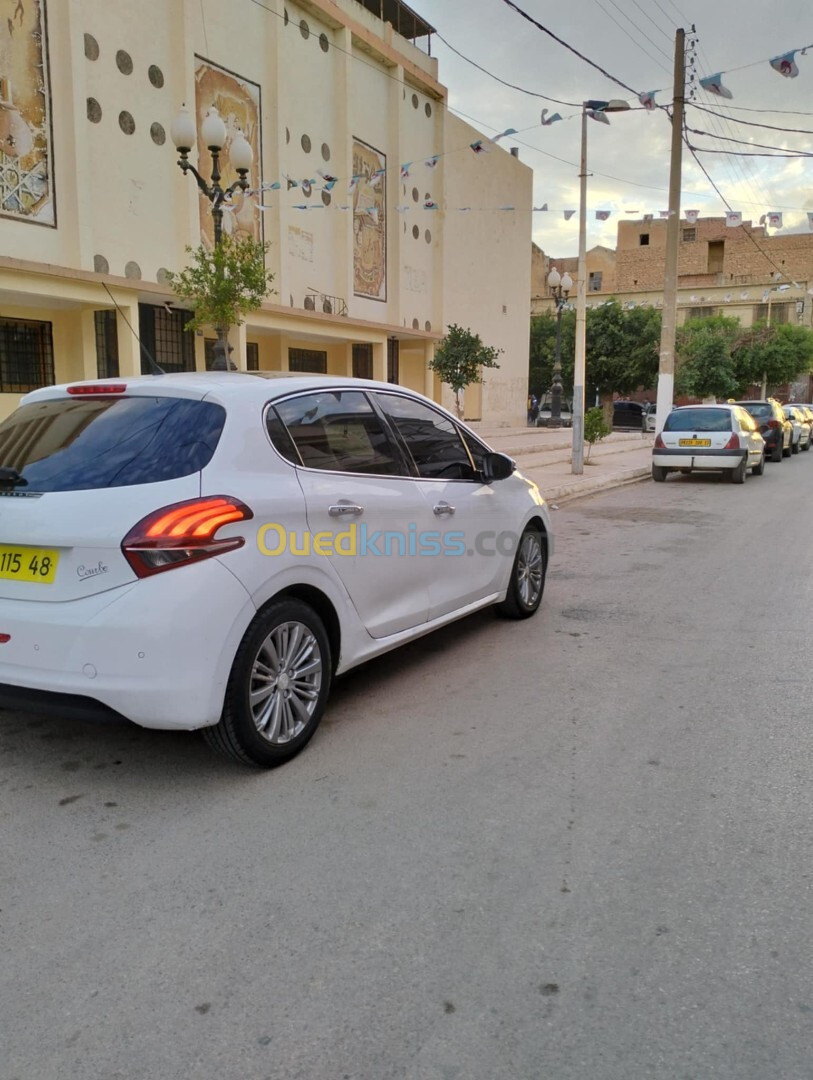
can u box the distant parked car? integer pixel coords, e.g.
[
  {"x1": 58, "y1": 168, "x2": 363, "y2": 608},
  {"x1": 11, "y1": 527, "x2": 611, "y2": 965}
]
[
  {"x1": 652, "y1": 404, "x2": 765, "y2": 483},
  {"x1": 783, "y1": 405, "x2": 811, "y2": 452},
  {"x1": 643, "y1": 403, "x2": 657, "y2": 433},
  {"x1": 612, "y1": 400, "x2": 648, "y2": 431},
  {"x1": 731, "y1": 400, "x2": 792, "y2": 462},
  {"x1": 536, "y1": 396, "x2": 573, "y2": 427}
]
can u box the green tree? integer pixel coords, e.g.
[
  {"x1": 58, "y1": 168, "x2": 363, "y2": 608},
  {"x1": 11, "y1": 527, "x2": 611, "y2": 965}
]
[
  {"x1": 429, "y1": 324, "x2": 502, "y2": 417},
  {"x1": 584, "y1": 405, "x2": 612, "y2": 462},
  {"x1": 166, "y1": 235, "x2": 274, "y2": 367},
  {"x1": 674, "y1": 315, "x2": 740, "y2": 401},
  {"x1": 586, "y1": 301, "x2": 661, "y2": 419},
  {"x1": 732, "y1": 322, "x2": 813, "y2": 395}
]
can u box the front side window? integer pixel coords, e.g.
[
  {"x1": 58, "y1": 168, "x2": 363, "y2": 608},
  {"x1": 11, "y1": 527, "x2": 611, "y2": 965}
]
[
  {"x1": 377, "y1": 393, "x2": 476, "y2": 480},
  {"x1": 273, "y1": 390, "x2": 402, "y2": 475},
  {"x1": 0, "y1": 396, "x2": 226, "y2": 491}
]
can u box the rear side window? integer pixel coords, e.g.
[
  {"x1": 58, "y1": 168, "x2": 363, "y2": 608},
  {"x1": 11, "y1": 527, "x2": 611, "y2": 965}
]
[
  {"x1": 0, "y1": 396, "x2": 226, "y2": 492},
  {"x1": 664, "y1": 408, "x2": 733, "y2": 432},
  {"x1": 273, "y1": 390, "x2": 403, "y2": 475}
]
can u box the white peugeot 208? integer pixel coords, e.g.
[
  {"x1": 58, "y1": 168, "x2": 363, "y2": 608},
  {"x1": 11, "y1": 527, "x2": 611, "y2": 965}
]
[{"x1": 0, "y1": 373, "x2": 553, "y2": 767}]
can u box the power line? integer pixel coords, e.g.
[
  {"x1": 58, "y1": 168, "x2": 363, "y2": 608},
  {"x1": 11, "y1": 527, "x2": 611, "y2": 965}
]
[
  {"x1": 599, "y1": 0, "x2": 674, "y2": 65},
  {"x1": 686, "y1": 125, "x2": 813, "y2": 155},
  {"x1": 627, "y1": 0, "x2": 675, "y2": 46},
  {"x1": 687, "y1": 102, "x2": 813, "y2": 136}
]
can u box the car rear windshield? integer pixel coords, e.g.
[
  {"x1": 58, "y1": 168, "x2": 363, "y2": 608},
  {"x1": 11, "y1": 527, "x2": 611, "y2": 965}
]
[
  {"x1": 0, "y1": 396, "x2": 226, "y2": 492},
  {"x1": 664, "y1": 408, "x2": 732, "y2": 432},
  {"x1": 739, "y1": 403, "x2": 772, "y2": 418}
]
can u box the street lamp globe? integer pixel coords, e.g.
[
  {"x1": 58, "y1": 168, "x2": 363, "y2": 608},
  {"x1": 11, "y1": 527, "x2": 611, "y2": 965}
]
[
  {"x1": 230, "y1": 131, "x2": 254, "y2": 173},
  {"x1": 547, "y1": 267, "x2": 561, "y2": 290},
  {"x1": 170, "y1": 105, "x2": 196, "y2": 153},
  {"x1": 561, "y1": 272, "x2": 573, "y2": 292},
  {"x1": 201, "y1": 107, "x2": 227, "y2": 151}
]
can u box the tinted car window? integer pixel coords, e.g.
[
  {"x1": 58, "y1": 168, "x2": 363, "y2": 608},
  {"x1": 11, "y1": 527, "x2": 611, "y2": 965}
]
[
  {"x1": 274, "y1": 391, "x2": 402, "y2": 475},
  {"x1": 377, "y1": 394, "x2": 476, "y2": 480},
  {"x1": 738, "y1": 403, "x2": 772, "y2": 419},
  {"x1": 664, "y1": 408, "x2": 733, "y2": 432},
  {"x1": 0, "y1": 396, "x2": 225, "y2": 492}
]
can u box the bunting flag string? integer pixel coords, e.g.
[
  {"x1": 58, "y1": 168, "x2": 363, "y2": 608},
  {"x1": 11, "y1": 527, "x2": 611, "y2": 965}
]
[{"x1": 693, "y1": 40, "x2": 813, "y2": 100}]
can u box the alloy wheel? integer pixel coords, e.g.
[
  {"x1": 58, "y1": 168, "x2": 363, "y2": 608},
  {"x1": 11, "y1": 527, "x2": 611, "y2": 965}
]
[
  {"x1": 249, "y1": 621, "x2": 323, "y2": 744},
  {"x1": 517, "y1": 533, "x2": 544, "y2": 608}
]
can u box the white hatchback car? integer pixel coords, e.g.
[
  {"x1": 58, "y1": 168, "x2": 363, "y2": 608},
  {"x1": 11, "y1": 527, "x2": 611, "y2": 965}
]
[
  {"x1": 0, "y1": 374, "x2": 553, "y2": 767},
  {"x1": 652, "y1": 404, "x2": 766, "y2": 483}
]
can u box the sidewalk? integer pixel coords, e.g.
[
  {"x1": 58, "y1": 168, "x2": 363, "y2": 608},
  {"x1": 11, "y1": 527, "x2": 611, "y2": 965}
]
[{"x1": 469, "y1": 423, "x2": 654, "y2": 503}]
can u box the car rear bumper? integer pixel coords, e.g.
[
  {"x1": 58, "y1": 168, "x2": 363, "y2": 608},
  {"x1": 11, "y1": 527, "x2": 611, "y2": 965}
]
[
  {"x1": 653, "y1": 449, "x2": 744, "y2": 470},
  {"x1": 0, "y1": 560, "x2": 256, "y2": 730}
]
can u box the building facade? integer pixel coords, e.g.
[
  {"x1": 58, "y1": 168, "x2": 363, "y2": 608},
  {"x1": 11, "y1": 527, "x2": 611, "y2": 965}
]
[
  {"x1": 0, "y1": 0, "x2": 532, "y2": 423},
  {"x1": 533, "y1": 217, "x2": 813, "y2": 333}
]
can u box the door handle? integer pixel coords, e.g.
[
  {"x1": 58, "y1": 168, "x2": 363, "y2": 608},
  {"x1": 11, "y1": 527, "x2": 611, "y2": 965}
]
[
  {"x1": 328, "y1": 504, "x2": 364, "y2": 517},
  {"x1": 433, "y1": 503, "x2": 455, "y2": 516}
]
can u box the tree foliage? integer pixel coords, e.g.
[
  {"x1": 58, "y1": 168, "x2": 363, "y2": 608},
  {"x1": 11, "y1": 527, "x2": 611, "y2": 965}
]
[
  {"x1": 165, "y1": 235, "x2": 275, "y2": 334},
  {"x1": 529, "y1": 301, "x2": 660, "y2": 400},
  {"x1": 733, "y1": 322, "x2": 813, "y2": 391},
  {"x1": 430, "y1": 324, "x2": 502, "y2": 416}
]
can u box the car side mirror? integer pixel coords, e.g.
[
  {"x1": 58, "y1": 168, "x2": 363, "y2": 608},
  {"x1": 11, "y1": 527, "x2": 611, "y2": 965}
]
[{"x1": 481, "y1": 451, "x2": 515, "y2": 483}]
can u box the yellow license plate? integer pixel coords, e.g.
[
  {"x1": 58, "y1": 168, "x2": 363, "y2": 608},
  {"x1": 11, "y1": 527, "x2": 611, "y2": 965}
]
[
  {"x1": 679, "y1": 438, "x2": 711, "y2": 447},
  {"x1": 0, "y1": 545, "x2": 59, "y2": 584}
]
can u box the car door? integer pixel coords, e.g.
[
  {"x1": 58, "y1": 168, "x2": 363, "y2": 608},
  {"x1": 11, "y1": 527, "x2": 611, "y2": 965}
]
[
  {"x1": 374, "y1": 391, "x2": 513, "y2": 621},
  {"x1": 270, "y1": 389, "x2": 430, "y2": 639}
]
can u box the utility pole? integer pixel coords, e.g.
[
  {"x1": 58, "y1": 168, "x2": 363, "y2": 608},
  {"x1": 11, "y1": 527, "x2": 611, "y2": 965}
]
[
  {"x1": 654, "y1": 28, "x2": 686, "y2": 435},
  {"x1": 572, "y1": 105, "x2": 589, "y2": 474}
]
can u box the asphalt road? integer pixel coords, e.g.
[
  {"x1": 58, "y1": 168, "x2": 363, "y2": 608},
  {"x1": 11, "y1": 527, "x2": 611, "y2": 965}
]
[{"x1": 2, "y1": 458, "x2": 813, "y2": 1080}]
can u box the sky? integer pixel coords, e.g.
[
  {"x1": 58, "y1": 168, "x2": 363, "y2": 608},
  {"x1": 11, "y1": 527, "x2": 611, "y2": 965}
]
[{"x1": 406, "y1": 0, "x2": 813, "y2": 258}]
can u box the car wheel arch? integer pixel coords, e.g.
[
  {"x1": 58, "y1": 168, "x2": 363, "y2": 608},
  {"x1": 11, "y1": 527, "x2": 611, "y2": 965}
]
[{"x1": 265, "y1": 584, "x2": 342, "y2": 674}]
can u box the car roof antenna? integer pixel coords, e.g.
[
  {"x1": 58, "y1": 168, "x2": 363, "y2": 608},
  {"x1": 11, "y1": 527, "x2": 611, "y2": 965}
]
[{"x1": 101, "y1": 282, "x2": 165, "y2": 376}]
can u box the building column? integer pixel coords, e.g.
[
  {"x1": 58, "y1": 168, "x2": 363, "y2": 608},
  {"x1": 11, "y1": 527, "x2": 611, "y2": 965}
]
[
  {"x1": 79, "y1": 308, "x2": 98, "y2": 381},
  {"x1": 424, "y1": 341, "x2": 436, "y2": 401},
  {"x1": 343, "y1": 342, "x2": 354, "y2": 377},
  {"x1": 114, "y1": 296, "x2": 142, "y2": 377},
  {"x1": 372, "y1": 341, "x2": 386, "y2": 382}
]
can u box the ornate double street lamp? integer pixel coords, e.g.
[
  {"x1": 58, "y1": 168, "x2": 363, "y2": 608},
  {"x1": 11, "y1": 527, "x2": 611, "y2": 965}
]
[
  {"x1": 546, "y1": 266, "x2": 573, "y2": 428},
  {"x1": 170, "y1": 105, "x2": 254, "y2": 368}
]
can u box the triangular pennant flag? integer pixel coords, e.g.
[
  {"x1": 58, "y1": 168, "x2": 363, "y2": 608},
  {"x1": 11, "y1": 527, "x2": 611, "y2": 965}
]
[
  {"x1": 759, "y1": 215, "x2": 767, "y2": 225},
  {"x1": 491, "y1": 129, "x2": 518, "y2": 144},
  {"x1": 285, "y1": 176, "x2": 298, "y2": 190},
  {"x1": 264, "y1": 181, "x2": 281, "y2": 191},
  {"x1": 425, "y1": 156, "x2": 440, "y2": 169},
  {"x1": 563, "y1": 209, "x2": 576, "y2": 220},
  {"x1": 659, "y1": 210, "x2": 670, "y2": 219},
  {"x1": 770, "y1": 51, "x2": 799, "y2": 78},
  {"x1": 685, "y1": 209, "x2": 699, "y2": 224},
  {"x1": 724, "y1": 294, "x2": 732, "y2": 302},
  {"x1": 292, "y1": 204, "x2": 308, "y2": 210},
  {"x1": 638, "y1": 91, "x2": 657, "y2": 111},
  {"x1": 540, "y1": 109, "x2": 563, "y2": 126},
  {"x1": 586, "y1": 109, "x2": 611, "y2": 124},
  {"x1": 533, "y1": 204, "x2": 549, "y2": 212},
  {"x1": 595, "y1": 210, "x2": 611, "y2": 221},
  {"x1": 768, "y1": 212, "x2": 783, "y2": 228},
  {"x1": 470, "y1": 140, "x2": 489, "y2": 154},
  {"x1": 699, "y1": 73, "x2": 734, "y2": 99},
  {"x1": 370, "y1": 168, "x2": 385, "y2": 188},
  {"x1": 394, "y1": 205, "x2": 410, "y2": 213},
  {"x1": 400, "y1": 163, "x2": 412, "y2": 179},
  {"x1": 348, "y1": 176, "x2": 360, "y2": 192},
  {"x1": 726, "y1": 211, "x2": 742, "y2": 227},
  {"x1": 317, "y1": 170, "x2": 337, "y2": 184},
  {"x1": 424, "y1": 199, "x2": 438, "y2": 210},
  {"x1": 301, "y1": 179, "x2": 313, "y2": 198}
]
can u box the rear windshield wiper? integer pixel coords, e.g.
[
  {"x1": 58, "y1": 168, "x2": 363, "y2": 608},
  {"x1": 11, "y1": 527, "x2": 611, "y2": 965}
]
[{"x1": 0, "y1": 467, "x2": 27, "y2": 487}]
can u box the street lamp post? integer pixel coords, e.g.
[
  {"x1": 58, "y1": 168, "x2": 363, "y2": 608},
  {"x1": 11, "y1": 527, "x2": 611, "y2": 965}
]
[
  {"x1": 572, "y1": 98, "x2": 631, "y2": 474},
  {"x1": 546, "y1": 267, "x2": 573, "y2": 427},
  {"x1": 170, "y1": 105, "x2": 254, "y2": 369}
]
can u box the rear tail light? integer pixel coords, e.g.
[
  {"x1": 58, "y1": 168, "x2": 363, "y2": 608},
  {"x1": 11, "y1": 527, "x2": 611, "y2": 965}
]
[
  {"x1": 122, "y1": 496, "x2": 254, "y2": 578},
  {"x1": 724, "y1": 433, "x2": 740, "y2": 450},
  {"x1": 768, "y1": 419, "x2": 781, "y2": 430},
  {"x1": 654, "y1": 434, "x2": 665, "y2": 449},
  {"x1": 67, "y1": 383, "x2": 127, "y2": 395}
]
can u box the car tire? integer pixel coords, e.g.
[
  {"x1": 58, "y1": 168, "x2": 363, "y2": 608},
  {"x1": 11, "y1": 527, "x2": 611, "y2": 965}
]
[
  {"x1": 495, "y1": 527, "x2": 546, "y2": 620},
  {"x1": 751, "y1": 451, "x2": 765, "y2": 476},
  {"x1": 652, "y1": 465, "x2": 668, "y2": 482},
  {"x1": 770, "y1": 440, "x2": 783, "y2": 463},
  {"x1": 203, "y1": 598, "x2": 332, "y2": 767},
  {"x1": 731, "y1": 454, "x2": 748, "y2": 484},
  {"x1": 783, "y1": 439, "x2": 792, "y2": 458},
  {"x1": 792, "y1": 437, "x2": 800, "y2": 455},
  {"x1": 803, "y1": 439, "x2": 811, "y2": 452}
]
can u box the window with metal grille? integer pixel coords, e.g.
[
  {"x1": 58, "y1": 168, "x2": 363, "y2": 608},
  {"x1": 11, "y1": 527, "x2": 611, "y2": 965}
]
[
  {"x1": 0, "y1": 317, "x2": 55, "y2": 394},
  {"x1": 138, "y1": 304, "x2": 195, "y2": 373},
  {"x1": 352, "y1": 343, "x2": 373, "y2": 379},
  {"x1": 753, "y1": 302, "x2": 790, "y2": 325},
  {"x1": 682, "y1": 228, "x2": 696, "y2": 242},
  {"x1": 94, "y1": 310, "x2": 119, "y2": 379},
  {"x1": 289, "y1": 348, "x2": 327, "y2": 373},
  {"x1": 687, "y1": 307, "x2": 718, "y2": 319},
  {"x1": 387, "y1": 337, "x2": 400, "y2": 384},
  {"x1": 588, "y1": 271, "x2": 603, "y2": 292},
  {"x1": 247, "y1": 342, "x2": 259, "y2": 371}
]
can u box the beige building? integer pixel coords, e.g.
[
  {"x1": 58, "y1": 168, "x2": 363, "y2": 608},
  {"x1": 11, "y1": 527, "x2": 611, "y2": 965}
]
[
  {"x1": 0, "y1": 0, "x2": 532, "y2": 424},
  {"x1": 533, "y1": 217, "x2": 813, "y2": 331}
]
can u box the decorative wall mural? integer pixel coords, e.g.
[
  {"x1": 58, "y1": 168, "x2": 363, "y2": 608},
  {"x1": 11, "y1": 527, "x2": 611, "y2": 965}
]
[
  {"x1": 194, "y1": 57, "x2": 262, "y2": 247},
  {"x1": 353, "y1": 139, "x2": 386, "y2": 301},
  {"x1": 0, "y1": 0, "x2": 55, "y2": 226}
]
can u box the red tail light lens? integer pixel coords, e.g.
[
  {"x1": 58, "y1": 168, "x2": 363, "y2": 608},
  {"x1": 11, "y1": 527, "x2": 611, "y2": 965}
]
[
  {"x1": 122, "y1": 496, "x2": 253, "y2": 577},
  {"x1": 654, "y1": 434, "x2": 665, "y2": 449},
  {"x1": 67, "y1": 384, "x2": 127, "y2": 395},
  {"x1": 724, "y1": 433, "x2": 740, "y2": 450},
  {"x1": 768, "y1": 419, "x2": 781, "y2": 430}
]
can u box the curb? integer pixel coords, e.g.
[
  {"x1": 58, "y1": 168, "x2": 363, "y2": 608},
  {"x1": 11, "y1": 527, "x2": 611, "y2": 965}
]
[{"x1": 537, "y1": 465, "x2": 652, "y2": 505}]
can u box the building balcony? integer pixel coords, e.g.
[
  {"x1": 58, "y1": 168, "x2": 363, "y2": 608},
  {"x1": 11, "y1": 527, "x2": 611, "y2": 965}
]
[{"x1": 353, "y1": 0, "x2": 435, "y2": 52}]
